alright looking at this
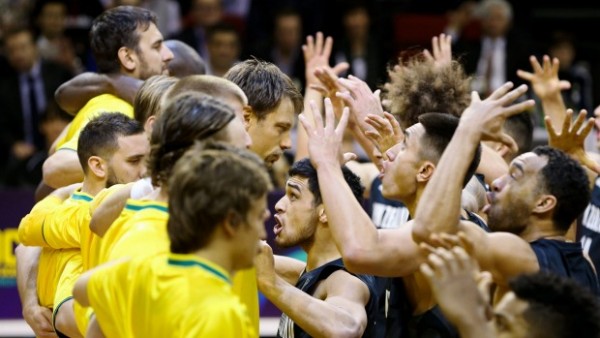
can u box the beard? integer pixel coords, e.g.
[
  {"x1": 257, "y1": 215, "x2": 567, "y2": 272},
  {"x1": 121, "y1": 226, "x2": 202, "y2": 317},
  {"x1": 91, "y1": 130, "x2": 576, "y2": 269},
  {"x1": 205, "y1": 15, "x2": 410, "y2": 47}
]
[
  {"x1": 106, "y1": 166, "x2": 122, "y2": 188},
  {"x1": 487, "y1": 202, "x2": 529, "y2": 235}
]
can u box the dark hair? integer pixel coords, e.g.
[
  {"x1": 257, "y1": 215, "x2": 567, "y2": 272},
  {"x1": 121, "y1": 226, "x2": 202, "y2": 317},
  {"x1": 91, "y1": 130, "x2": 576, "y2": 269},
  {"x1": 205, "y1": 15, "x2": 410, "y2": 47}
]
[
  {"x1": 133, "y1": 75, "x2": 178, "y2": 124},
  {"x1": 504, "y1": 112, "x2": 534, "y2": 158},
  {"x1": 168, "y1": 142, "x2": 271, "y2": 253},
  {"x1": 77, "y1": 112, "x2": 144, "y2": 173},
  {"x1": 532, "y1": 146, "x2": 590, "y2": 231},
  {"x1": 418, "y1": 113, "x2": 482, "y2": 188},
  {"x1": 510, "y1": 271, "x2": 600, "y2": 338},
  {"x1": 90, "y1": 6, "x2": 157, "y2": 73},
  {"x1": 224, "y1": 58, "x2": 303, "y2": 119},
  {"x1": 164, "y1": 39, "x2": 206, "y2": 77},
  {"x1": 385, "y1": 58, "x2": 471, "y2": 130},
  {"x1": 206, "y1": 21, "x2": 240, "y2": 43},
  {"x1": 289, "y1": 158, "x2": 364, "y2": 205},
  {"x1": 148, "y1": 92, "x2": 236, "y2": 187}
]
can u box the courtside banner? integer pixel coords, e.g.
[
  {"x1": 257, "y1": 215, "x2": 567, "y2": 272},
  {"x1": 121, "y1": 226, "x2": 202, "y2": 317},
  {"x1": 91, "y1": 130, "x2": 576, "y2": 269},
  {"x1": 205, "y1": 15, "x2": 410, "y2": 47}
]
[
  {"x1": 0, "y1": 189, "x2": 301, "y2": 320},
  {"x1": 0, "y1": 190, "x2": 34, "y2": 318}
]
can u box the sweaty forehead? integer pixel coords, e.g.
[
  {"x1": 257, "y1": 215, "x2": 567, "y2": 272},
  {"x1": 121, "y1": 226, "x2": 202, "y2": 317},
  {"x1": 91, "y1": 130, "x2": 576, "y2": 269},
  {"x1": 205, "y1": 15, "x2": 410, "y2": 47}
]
[{"x1": 405, "y1": 123, "x2": 425, "y2": 143}]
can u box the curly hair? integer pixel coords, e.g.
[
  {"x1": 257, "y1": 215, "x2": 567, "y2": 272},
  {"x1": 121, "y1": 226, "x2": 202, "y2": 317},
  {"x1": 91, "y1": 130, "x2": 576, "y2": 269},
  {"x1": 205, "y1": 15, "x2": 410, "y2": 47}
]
[{"x1": 384, "y1": 56, "x2": 472, "y2": 129}]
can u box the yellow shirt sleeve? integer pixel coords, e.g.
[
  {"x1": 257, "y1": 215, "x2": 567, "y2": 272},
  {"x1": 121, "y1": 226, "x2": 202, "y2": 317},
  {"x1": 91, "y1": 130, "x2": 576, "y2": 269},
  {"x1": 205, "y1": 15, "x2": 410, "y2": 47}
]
[
  {"x1": 18, "y1": 196, "x2": 62, "y2": 246},
  {"x1": 41, "y1": 203, "x2": 90, "y2": 249}
]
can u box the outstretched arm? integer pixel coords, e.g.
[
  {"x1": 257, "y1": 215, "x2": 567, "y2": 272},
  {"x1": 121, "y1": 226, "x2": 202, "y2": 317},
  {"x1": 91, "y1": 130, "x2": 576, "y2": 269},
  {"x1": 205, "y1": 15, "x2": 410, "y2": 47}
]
[
  {"x1": 300, "y1": 98, "x2": 422, "y2": 276},
  {"x1": 413, "y1": 83, "x2": 534, "y2": 242},
  {"x1": 55, "y1": 73, "x2": 142, "y2": 115}
]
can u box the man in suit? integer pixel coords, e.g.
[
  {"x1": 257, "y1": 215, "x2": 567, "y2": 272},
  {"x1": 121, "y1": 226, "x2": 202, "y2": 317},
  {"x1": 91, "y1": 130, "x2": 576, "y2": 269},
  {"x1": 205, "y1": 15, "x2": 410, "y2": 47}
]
[
  {"x1": 0, "y1": 27, "x2": 73, "y2": 186},
  {"x1": 453, "y1": 0, "x2": 534, "y2": 98}
]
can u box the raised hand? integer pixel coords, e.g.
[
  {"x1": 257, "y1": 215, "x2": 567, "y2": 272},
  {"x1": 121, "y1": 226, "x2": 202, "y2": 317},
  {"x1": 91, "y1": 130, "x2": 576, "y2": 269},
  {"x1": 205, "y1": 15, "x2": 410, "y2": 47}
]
[
  {"x1": 460, "y1": 82, "x2": 535, "y2": 152},
  {"x1": 420, "y1": 242, "x2": 493, "y2": 333},
  {"x1": 336, "y1": 75, "x2": 385, "y2": 134},
  {"x1": 303, "y1": 32, "x2": 348, "y2": 88},
  {"x1": 299, "y1": 98, "x2": 350, "y2": 169},
  {"x1": 546, "y1": 109, "x2": 600, "y2": 173},
  {"x1": 516, "y1": 55, "x2": 571, "y2": 101},
  {"x1": 364, "y1": 112, "x2": 404, "y2": 155},
  {"x1": 423, "y1": 33, "x2": 453, "y2": 68},
  {"x1": 255, "y1": 241, "x2": 276, "y2": 291}
]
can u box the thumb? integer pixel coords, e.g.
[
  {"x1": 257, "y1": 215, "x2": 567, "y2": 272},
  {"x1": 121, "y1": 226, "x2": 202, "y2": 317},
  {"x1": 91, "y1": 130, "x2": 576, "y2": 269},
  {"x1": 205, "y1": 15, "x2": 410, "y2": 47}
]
[
  {"x1": 498, "y1": 133, "x2": 519, "y2": 154},
  {"x1": 342, "y1": 152, "x2": 357, "y2": 164}
]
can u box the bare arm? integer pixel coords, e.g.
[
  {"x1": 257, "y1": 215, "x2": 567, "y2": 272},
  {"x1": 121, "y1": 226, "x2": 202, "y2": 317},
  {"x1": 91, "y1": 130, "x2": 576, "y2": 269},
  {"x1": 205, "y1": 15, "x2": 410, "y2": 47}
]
[
  {"x1": 15, "y1": 245, "x2": 58, "y2": 338},
  {"x1": 89, "y1": 184, "x2": 133, "y2": 237},
  {"x1": 256, "y1": 244, "x2": 369, "y2": 338},
  {"x1": 412, "y1": 83, "x2": 534, "y2": 243},
  {"x1": 273, "y1": 255, "x2": 306, "y2": 285},
  {"x1": 300, "y1": 99, "x2": 422, "y2": 276},
  {"x1": 42, "y1": 149, "x2": 83, "y2": 189},
  {"x1": 55, "y1": 73, "x2": 142, "y2": 115}
]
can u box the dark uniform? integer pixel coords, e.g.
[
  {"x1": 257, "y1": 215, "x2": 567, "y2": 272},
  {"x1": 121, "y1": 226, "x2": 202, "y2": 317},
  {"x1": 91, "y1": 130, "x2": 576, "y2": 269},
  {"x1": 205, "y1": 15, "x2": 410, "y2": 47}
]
[{"x1": 276, "y1": 258, "x2": 379, "y2": 338}]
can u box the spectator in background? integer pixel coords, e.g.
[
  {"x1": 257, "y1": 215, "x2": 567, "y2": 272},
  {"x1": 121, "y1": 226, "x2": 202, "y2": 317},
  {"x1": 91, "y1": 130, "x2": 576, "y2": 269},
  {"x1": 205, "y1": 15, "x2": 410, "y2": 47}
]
[
  {"x1": 206, "y1": 22, "x2": 240, "y2": 77},
  {"x1": 173, "y1": 0, "x2": 223, "y2": 63},
  {"x1": 548, "y1": 30, "x2": 594, "y2": 115},
  {"x1": 453, "y1": 0, "x2": 533, "y2": 97},
  {"x1": 252, "y1": 8, "x2": 305, "y2": 90},
  {"x1": 33, "y1": 0, "x2": 84, "y2": 74},
  {"x1": 0, "y1": 27, "x2": 73, "y2": 187},
  {"x1": 333, "y1": 1, "x2": 384, "y2": 90}
]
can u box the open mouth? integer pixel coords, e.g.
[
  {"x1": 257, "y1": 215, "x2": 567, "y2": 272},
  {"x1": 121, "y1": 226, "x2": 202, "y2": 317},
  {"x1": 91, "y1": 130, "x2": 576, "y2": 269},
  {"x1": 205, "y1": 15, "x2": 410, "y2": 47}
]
[{"x1": 273, "y1": 215, "x2": 283, "y2": 236}]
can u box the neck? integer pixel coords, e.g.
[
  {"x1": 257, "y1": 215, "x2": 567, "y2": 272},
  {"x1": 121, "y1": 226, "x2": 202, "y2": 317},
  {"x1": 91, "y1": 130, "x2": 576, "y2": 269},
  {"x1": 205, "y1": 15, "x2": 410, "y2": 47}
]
[
  {"x1": 302, "y1": 223, "x2": 342, "y2": 271},
  {"x1": 405, "y1": 187, "x2": 424, "y2": 218},
  {"x1": 81, "y1": 178, "x2": 105, "y2": 197},
  {"x1": 519, "y1": 218, "x2": 566, "y2": 242},
  {"x1": 193, "y1": 244, "x2": 234, "y2": 277}
]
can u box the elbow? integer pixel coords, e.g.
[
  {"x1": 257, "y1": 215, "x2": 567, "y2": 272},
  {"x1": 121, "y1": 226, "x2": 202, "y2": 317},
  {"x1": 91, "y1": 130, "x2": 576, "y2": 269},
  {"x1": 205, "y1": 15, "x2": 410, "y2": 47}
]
[
  {"x1": 72, "y1": 278, "x2": 89, "y2": 308},
  {"x1": 325, "y1": 319, "x2": 363, "y2": 338},
  {"x1": 42, "y1": 155, "x2": 62, "y2": 189},
  {"x1": 411, "y1": 220, "x2": 431, "y2": 244},
  {"x1": 341, "y1": 247, "x2": 376, "y2": 275}
]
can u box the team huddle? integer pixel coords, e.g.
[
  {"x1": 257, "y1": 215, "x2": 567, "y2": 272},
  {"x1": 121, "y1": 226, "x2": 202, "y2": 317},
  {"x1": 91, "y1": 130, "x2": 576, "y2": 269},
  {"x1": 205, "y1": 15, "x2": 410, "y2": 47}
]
[{"x1": 14, "y1": 3, "x2": 600, "y2": 338}]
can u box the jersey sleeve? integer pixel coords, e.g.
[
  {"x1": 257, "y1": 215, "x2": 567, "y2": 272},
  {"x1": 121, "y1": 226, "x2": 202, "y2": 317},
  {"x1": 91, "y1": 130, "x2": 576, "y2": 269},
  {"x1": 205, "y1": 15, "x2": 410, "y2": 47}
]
[
  {"x1": 18, "y1": 196, "x2": 63, "y2": 246},
  {"x1": 41, "y1": 204, "x2": 89, "y2": 249}
]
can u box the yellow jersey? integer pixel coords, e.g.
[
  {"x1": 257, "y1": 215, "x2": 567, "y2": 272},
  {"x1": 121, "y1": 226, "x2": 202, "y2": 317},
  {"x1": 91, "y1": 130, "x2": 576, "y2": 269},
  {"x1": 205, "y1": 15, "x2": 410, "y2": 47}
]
[
  {"x1": 56, "y1": 94, "x2": 133, "y2": 151},
  {"x1": 87, "y1": 253, "x2": 257, "y2": 338}
]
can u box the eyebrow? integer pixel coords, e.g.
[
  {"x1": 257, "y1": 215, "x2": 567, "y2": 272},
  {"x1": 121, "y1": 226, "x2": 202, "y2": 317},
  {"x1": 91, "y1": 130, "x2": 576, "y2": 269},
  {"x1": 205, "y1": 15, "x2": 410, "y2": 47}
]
[
  {"x1": 276, "y1": 122, "x2": 292, "y2": 130},
  {"x1": 286, "y1": 181, "x2": 302, "y2": 193},
  {"x1": 512, "y1": 162, "x2": 525, "y2": 174}
]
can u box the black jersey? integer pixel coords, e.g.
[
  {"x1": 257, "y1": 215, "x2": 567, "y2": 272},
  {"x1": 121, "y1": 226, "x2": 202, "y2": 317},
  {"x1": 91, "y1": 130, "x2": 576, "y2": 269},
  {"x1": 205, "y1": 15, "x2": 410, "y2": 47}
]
[
  {"x1": 579, "y1": 176, "x2": 600, "y2": 274},
  {"x1": 276, "y1": 258, "x2": 379, "y2": 338},
  {"x1": 531, "y1": 238, "x2": 600, "y2": 296}
]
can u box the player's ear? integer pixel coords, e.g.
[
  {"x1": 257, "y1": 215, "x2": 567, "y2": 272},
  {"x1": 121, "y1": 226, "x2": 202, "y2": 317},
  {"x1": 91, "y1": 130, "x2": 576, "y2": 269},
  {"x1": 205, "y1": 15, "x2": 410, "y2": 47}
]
[{"x1": 87, "y1": 156, "x2": 107, "y2": 180}]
